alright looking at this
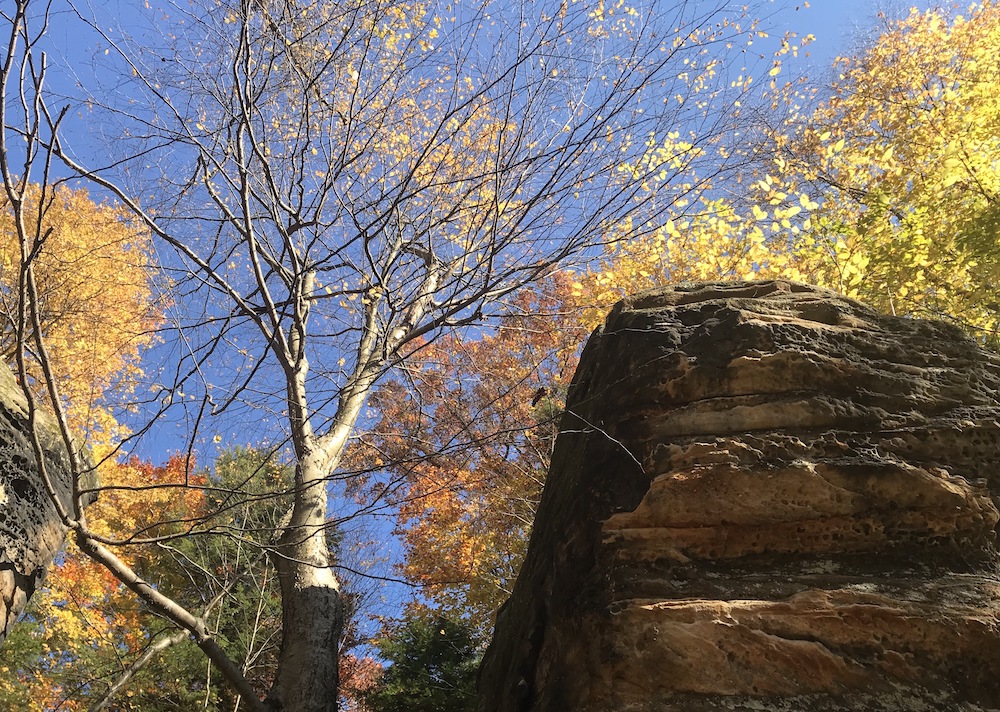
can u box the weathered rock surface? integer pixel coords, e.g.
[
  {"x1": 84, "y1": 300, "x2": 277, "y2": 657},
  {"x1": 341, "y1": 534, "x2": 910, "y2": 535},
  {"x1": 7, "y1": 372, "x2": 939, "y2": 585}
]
[
  {"x1": 478, "y1": 280, "x2": 1000, "y2": 712},
  {"x1": 0, "y1": 365, "x2": 93, "y2": 645}
]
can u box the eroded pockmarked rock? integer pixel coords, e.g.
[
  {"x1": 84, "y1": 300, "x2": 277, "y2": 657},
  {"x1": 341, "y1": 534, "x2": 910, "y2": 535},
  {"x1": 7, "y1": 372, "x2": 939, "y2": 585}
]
[
  {"x1": 0, "y1": 366, "x2": 94, "y2": 645},
  {"x1": 479, "y1": 280, "x2": 1000, "y2": 712}
]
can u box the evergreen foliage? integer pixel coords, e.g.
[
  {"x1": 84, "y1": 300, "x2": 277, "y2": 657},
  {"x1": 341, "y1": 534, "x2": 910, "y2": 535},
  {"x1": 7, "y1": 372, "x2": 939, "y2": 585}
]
[{"x1": 364, "y1": 614, "x2": 480, "y2": 712}]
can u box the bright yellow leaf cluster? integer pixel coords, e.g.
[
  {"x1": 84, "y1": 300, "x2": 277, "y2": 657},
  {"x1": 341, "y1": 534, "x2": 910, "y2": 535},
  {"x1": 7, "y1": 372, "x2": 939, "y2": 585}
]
[
  {"x1": 576, "y1": 3, "x2": 1000, "y2": 343},
  {"x1": 0, "y1": 184, "x2": 159, "y2": 434},
  {"x1": 775, "y1": 2, "x2": 1000, "y2": 329}
]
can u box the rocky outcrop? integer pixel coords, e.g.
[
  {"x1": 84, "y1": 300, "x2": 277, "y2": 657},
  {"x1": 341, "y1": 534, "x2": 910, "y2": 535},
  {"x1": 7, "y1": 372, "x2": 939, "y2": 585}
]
[
  {"x1": 478, "y1": 281, "x2": 1000, "y2": 711},
  {"x1": 0, "y1": 365, "x2": 93, "y2": 644}
]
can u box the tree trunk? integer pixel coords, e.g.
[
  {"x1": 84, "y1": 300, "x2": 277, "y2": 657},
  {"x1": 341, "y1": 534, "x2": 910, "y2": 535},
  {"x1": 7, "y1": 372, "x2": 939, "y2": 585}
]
[{"x1": 267, "y1": 453, "x2": 343, "y2": 712}]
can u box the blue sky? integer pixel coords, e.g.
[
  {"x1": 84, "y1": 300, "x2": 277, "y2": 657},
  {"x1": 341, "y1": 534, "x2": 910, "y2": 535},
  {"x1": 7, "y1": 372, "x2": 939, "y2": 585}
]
[
  {"x1": 20, "y1": 0, "x2": 944, "y2": 629},
  {"x1": 770, "y1": 0, "x2": 935, "y2": 71},
  {"x1": 786, "y1": 0, "x2": 878, "y2": 62},
  {"x1": 35, "y1": 0, "x2": 927, "y2": 188},
  {"x1": 34, "y1": 0, "x2": 927, "y2": 465}
]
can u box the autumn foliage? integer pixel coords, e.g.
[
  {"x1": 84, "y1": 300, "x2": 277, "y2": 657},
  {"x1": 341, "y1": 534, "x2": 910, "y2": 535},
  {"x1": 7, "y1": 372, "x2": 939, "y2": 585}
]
[
  {"x1": 0, "y1": 184, "x2": 158, "y2": 427},
  {"x1": 361, "y1": 2, "x2": 1000, "y2": 649},
  {"x1": 349, "y1": 275, "x2": 588, "y2": 634},
  {"x1": 0, "y1": 447, "x2": 382, "y2": 710},
  {"x1": 3, "y1": 0, "x2": 1000, "y2": 708},
  {"x1": 773, "y1": 2, "x2": 1000, "y2": 334},
  {"x1": 0, "y1": 456, "x2": 205, "y2": 710},
  {"x1": 577, "y1": 3, "x2": 1000, "y2": 336}
]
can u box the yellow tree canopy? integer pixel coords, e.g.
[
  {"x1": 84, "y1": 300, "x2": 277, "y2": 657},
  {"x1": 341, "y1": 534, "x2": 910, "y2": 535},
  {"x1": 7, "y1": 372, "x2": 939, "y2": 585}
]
[
  {"x1": 0, "y1": 184, "x2": 159, "y2": 436},
  {"x1": 577, "y1": 3, "x2": 1000, "y2": 340},
  {"x1": 773, "y1": 1, "x2": 1000, "y2": 331}
]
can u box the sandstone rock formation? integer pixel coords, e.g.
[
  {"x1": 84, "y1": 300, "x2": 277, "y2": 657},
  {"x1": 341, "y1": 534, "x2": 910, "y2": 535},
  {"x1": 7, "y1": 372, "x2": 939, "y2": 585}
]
[
  {"x1": 0, "y1": 365, "x2": 94, "y2": 645},
  {"x1": 478, "y1": 280, "x2": 1000, "y2": 712}
]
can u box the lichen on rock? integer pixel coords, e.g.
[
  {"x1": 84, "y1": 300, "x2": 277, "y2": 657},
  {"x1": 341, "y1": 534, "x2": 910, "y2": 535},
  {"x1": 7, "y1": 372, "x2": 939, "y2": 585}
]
[
  {"x1": 478, "y1": 280, "x2": 1000, "y2": 712},
  {"x1": 0, "y1": 365, "x2": 94, "y2": 645}
]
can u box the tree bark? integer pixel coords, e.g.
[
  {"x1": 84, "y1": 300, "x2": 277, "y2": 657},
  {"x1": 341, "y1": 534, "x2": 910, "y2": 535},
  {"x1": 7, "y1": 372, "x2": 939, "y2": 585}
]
[{"x1": 266, "y1": 453, "x2": 343, "y2": 712}]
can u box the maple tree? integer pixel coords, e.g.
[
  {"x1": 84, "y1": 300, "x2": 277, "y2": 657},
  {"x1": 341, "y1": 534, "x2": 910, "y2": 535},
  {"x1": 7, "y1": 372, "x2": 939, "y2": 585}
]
[
  {"x1": 0, "y1": 184, "x2": 158, "y2": 483},
  {"x1": 349, "y1": 275, "x2": 587, "y2": 636},
  {"x1": 0, "y1": 184, "x2": 157, "y2": 427}
]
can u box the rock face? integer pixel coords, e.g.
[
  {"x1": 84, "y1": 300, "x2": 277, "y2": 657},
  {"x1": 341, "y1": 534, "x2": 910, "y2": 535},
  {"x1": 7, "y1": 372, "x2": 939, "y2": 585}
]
[
  {"x1": 0, "y1": 365, "x2": 93, "y2": 645},
  {"x1": 478, "y1": 280, "x2": 1000, "y2": 712}
]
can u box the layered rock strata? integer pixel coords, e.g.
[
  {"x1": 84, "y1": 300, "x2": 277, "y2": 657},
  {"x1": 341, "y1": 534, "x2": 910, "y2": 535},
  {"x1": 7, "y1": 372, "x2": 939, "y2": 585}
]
[
  {"x1": 0, "y1": 366, "x2": 94, "y2": 644},
  {"x1": 478, "y1": 280, "x2": 1000, "y2": 711}
]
